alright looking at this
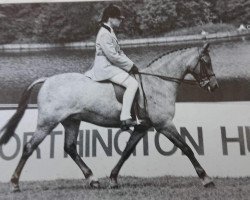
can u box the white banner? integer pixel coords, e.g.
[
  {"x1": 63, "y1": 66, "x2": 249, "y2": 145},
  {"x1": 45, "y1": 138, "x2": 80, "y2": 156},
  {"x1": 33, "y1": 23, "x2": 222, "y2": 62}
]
[{"x1": 0, "y1": 102, "x2": 250, "y2": 182}]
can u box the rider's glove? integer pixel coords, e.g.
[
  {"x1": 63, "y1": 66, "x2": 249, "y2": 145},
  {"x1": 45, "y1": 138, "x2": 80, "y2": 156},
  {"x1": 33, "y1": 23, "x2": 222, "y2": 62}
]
[{"x1": 129, "y1": 64, "x2": 139, "y2": 74}]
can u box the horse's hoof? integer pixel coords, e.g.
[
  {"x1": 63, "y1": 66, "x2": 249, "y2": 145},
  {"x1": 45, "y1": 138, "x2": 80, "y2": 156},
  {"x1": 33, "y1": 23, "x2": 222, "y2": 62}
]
[
  {"x1": 109, "y1": 178, "x2": 119, "y2": 189},
  {"x1": 89, "y1": 180, "x2": 101, "y2": 189},
  {"x1": 10, "y1": 180, "x2": 20, "y2": 192},
  {"x1": 11, "y1": 185, "x2": 21, "y2": 193},
  {"x1": 204, "y1": 181, "x2": 215, "y2": 188},
  {"x1": 202, "y1": 176, "x2": 215, "y2": 188},
  {"x1": 87, "y1": 175, "x2": 100, "y2": 189}
]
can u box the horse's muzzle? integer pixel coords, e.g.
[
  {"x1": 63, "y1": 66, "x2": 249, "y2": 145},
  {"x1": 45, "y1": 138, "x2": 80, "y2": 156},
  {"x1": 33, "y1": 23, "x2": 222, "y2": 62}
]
[{"x1": 207, "y1": 76, "x2": 219, "y2": 92}]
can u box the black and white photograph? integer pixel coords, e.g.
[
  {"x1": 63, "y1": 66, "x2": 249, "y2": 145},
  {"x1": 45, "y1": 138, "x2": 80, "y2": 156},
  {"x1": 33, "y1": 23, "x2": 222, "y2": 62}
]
[{"x1": 0, "y1": 0, "x2": 249, "y2": 199}]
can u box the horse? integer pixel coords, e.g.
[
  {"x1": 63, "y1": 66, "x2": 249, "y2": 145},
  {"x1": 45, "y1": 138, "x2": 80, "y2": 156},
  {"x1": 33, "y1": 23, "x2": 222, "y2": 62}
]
[{"x1": 0, "y1": 43, "x2": 218, "y2": 191}]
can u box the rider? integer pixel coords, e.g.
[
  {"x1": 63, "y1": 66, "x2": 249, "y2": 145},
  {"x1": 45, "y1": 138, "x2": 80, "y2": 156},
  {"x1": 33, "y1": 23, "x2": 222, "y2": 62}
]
[{"x1": 85, "y1": 4, "x2": 140, "y2": 130}]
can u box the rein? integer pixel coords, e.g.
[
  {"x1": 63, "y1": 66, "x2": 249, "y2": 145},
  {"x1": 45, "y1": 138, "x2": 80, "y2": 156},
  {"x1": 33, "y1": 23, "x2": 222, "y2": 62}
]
[
  {"x1": 136, "y1": 71, "x2": 197, "y2": 85},
  {"x1": 137, "y1": 47, "x2": 203, "y2": 86}
]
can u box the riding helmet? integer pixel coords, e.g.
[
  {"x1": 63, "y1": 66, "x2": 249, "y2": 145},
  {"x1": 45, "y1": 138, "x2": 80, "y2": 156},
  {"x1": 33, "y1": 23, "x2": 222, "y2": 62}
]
[{"x1": 101, "y1": 4, "x2": 125, "y2": 22}]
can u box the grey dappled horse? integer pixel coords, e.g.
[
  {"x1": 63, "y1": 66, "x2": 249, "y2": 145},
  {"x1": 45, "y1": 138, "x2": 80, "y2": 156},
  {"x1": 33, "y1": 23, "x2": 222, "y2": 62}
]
[{"x1": 0, "y1": 43, "x2": 218, "y2": 191}]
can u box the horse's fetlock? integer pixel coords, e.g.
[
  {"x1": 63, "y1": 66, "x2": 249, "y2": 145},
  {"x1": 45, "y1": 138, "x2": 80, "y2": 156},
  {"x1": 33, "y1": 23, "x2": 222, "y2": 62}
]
[
  {"x1": 197, "y1": 168, "x2": 206, "y2": 178},
  {"x1": 11, "y1": 175, "x2": 19, "y2": 185},
  {"x1": 110, "y1": 170, "x2": 118, "y2": 179},
  {"x1": 85, "y1": 170, "x2": 93, "y2": 179}
]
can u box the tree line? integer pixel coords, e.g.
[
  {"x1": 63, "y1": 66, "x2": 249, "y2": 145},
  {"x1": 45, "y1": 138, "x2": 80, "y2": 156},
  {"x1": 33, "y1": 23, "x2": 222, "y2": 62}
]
[{"x1": 0, "y1": 0, "x2": 249, "y2": 44}]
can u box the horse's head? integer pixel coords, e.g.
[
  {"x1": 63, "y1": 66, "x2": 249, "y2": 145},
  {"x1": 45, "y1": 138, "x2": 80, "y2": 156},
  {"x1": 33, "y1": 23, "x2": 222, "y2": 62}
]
[{"x1": 189, "y1": 43, "x2": 219, "y2": 92}]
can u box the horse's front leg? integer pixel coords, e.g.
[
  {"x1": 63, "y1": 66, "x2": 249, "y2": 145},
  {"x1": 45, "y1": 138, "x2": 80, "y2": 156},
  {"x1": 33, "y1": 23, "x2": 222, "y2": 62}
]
[
  {"x1": 158, "y1": 122, "x2": 215, "y2": 188},
  {"x1": 109, "y1": 126, "x2": 148, "y2": 188}
]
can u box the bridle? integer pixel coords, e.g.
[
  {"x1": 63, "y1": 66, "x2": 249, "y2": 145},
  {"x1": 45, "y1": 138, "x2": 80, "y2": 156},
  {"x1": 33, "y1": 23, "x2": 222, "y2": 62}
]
[{"x1": 190, "y1": 52, "x2": 216, "y2": 88}]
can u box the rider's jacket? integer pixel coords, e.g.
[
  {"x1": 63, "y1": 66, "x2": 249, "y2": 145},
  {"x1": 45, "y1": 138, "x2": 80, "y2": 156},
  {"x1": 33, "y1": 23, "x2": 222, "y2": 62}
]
[{"x1": 85, "y1": 23, "x2": 133, "y2": 81}]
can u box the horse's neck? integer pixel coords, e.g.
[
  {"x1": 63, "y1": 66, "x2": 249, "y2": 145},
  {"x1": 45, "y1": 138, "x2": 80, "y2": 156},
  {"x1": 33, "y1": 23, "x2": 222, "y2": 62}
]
[
  {"x1": 142, "y1": 47, "x2": 198, "y2": 79},
  {"x1": 140, "y1": 48, "x2": 198, "y2": 106}
]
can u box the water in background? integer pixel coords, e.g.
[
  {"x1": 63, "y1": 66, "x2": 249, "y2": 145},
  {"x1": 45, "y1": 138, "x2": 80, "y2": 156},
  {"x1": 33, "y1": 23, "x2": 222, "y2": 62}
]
[{"x1": 0, "y1": 37, "x2": 249, "y2": 103}]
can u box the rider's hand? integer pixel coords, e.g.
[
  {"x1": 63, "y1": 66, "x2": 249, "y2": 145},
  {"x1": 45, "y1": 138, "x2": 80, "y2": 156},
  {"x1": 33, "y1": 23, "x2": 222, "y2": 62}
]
[{"x1": 130, "y1": 64, "x2": 139, "y2": 74}]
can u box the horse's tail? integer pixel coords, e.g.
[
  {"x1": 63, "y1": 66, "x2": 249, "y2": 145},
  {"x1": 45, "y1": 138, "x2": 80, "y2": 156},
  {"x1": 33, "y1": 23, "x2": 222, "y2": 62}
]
[{"x1": 0, "y1": 77, "x2": 47, "y2": 145}]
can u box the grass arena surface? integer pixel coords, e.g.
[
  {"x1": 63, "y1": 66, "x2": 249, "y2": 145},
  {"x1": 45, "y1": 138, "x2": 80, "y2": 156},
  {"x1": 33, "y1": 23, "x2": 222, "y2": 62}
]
[{"x1": 0, "y1": 176, "x2": 249, "y2": 200}]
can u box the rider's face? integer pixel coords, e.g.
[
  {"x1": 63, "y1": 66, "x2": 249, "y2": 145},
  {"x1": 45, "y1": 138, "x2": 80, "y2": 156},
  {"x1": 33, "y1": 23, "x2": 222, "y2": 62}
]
[{"x1": 110, "y1": 17, "x2": 122, "y2": 28}]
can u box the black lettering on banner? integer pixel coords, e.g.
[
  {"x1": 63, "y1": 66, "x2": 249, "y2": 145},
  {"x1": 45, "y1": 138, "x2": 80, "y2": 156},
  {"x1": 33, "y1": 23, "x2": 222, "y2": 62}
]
[
  {"x1": 24, "y1": 132, "x2": 41, "y2": 159},
  {"x1": 0, "y1": 134, "x2": 21, "y2": 160},
  {"x1": 180, "y1": 127, "x2": 204, "y2": 155},
  {"x1": 221, "y1": 126, "x2": 246, "y2": 155},
  {"x1": 245, "y1": 127, "x2": 250, "y2": 152},
  {"x1": 92, "y1": 129, "x2": 112, "y2": 157},
  {"x1": 114, "y1": 129, "x2": 135, "y2": 156},
  {"x1": 85, "y1": 130, "x2": 90, "y2": 157},
  {"x1": 155, "y1": 132, "x2": 177, "y2": 156},
  {"x1": 143, "y1": 128, "x2": 154, "y2": 156},
  {"x1": 50, "y1": 131, "x2": 62, "y2": 158}
]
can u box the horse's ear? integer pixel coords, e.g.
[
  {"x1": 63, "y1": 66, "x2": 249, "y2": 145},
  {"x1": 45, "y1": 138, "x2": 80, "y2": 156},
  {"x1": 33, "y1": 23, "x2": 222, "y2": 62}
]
[{"x1": 202, "y1": 43, "x2": 210, "y2": 53}]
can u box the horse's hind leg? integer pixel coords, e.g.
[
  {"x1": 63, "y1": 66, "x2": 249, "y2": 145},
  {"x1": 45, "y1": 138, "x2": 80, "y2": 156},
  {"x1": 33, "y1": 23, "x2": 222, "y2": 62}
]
[
  {"x1": 10, "y1": 122, "x2": 56, "y2": 192},
  {"x1": 62, "y1": 118, "x2": 100, "y2": 188},
  {"x1": 109, "y1": 126, "x2": 147, "y2": 188},
  {"x1": 159, "y1": 122, "x2": 215, "y2": 188}
]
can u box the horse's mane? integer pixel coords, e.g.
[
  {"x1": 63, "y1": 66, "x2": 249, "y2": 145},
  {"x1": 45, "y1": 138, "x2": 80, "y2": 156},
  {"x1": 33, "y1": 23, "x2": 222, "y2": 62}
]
[{"x1": 145, "y1": 46, "x2": 195, "y2": 68}]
